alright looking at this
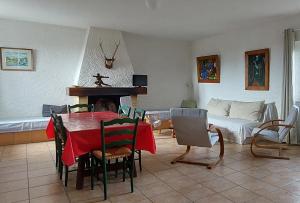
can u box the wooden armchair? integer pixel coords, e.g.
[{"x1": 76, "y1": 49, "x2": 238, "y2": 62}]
[
  {"x1": 250, "y1": 106, "x2": 299, "y2": 160},
  {"x1": 170, "y1": 108, "x2": 224, "y2": 169}
]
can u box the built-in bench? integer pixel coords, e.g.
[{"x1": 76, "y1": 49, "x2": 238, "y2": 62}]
[{"x1": 0, "y1": 117, "x2": 50, "y2": 145}]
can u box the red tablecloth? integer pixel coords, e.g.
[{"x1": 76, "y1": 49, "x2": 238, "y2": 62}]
[{"x1": 46, "y1": 112, "x2": 156, "y2": 166}]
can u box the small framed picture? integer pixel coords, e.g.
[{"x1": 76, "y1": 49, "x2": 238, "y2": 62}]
[
  {"x1": 1, "y1": 47, "x2": 34, "y2": 71},
  {"x1": 197, "y1": 55, "x2": 220, "y2": 83},
  {"x1": 245, "y1": 48, "x2": 269, "y2": 91}
]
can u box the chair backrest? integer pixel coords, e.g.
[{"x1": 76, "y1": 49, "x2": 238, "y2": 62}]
[
  {"x1": 100, "y1": 118, "x2": 139, "y2": 160},
  {"x1": 52, "y1": 114, "x2": 67, "y2": 144},
  {"x1": 118, "y1": 105, "x2": 131, "y2": 117},
  {"x1": 68, "y1": 104, "x2": 94, "y2": 113},
  {"x1": 181, "y1": 100, "x2": 197, "y2": 108},
  {"x1": 120, "y1": 96, "x2": 132, "y2": 107},
  {"x1": 51, "y1": 112, "x2": 61, "y2": 149},
  {"x1": 51, "y1": 113, "x2": 67, "y2": 151},
  {"x1": 133, "y1": 108, "x2": 146, "y2": 121},
  {"x1": 279, "y1": 106, "x2": 299, "y2": 142},
  {"x1": 43, "y1": 104, "x2": 67, "y2": 117},
  {"x1": 170, "y1": 108, "x2": 213, "y2": 147}
]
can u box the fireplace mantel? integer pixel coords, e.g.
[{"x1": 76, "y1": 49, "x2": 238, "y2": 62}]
[
  {"x1": 66, "y1": 87, "x2": 147, "y2": 97},
  {"x1": 66, "y1": 87, "x2": 147, "y2": 108}
]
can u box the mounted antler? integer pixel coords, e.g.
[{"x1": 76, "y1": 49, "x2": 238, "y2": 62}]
[{"x1": 99, "y1": 40, "x2": 120, "y2": 69}]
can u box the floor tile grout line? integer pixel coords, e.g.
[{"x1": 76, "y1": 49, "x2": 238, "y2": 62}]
[
  {"x1": 154, "y1": 170, "x2": 221, "y2": 202},
  {"x1": 236, "y1": 167, "x2": 300, "y2": 195}
]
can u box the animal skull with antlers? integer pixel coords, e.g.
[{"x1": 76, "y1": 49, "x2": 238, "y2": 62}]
[{"x1": 99, "y1": 40, "x2": 120, "y2": 69}]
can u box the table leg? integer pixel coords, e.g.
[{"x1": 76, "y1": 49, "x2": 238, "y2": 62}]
[{"x1": 76, "y1": 154, "x2": 89, "y2": 190}]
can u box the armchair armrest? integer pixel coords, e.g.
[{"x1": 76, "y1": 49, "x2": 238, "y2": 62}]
[
  {"x1": 254, "y1": 124, "x2": 295, "y2": 136},
  {"x1": 258, "y1": 119, "x2": 285, "y2": 128}
]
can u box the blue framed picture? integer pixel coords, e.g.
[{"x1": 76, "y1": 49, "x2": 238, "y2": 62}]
[
  {"x1": 197, "y1": 55, "x2": 220, "y2": 83},
  {"x1": 1, "y1": 47, "x2": 34, "y2": 71}
]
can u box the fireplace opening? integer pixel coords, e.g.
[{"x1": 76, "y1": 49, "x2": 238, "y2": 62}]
[{"x1": 88, "y1": 95, "x2": 121, "y2": 112}]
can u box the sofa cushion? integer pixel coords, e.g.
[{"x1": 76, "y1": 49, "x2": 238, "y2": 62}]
[
  {"x1": 229, "y1": 101, "x2": 264, "y2": 121},
  {"x1": 207, "y1": 98, "x2": 231, "y2": 117}
]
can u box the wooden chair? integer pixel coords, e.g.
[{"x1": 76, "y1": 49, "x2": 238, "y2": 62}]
[
  {"x1": 250, "y1": 106, "x2": 299, "y2": 160},
  {"x1": 133, "y1": 108, "x2": 146, "y2": 171},
  {"x1": 52, "y1": 114, "x2": 78, "y2": 186},
  {"x1": 68, "y1": 104, "x2": 94, "y2": 113},
  {"x1": 90, "y1": 117, "x2": 139, "y2": 200},
  {"x1": 118, "y1": 105, "x2": 131, "y2": 117},
  {"x1": 170, "y1": 108, "x2": 224, "y2": 169}
]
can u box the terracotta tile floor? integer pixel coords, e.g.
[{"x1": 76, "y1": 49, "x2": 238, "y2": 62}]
[{"x1": 1, "y1": 130, "x2": 300, "y2": 203}]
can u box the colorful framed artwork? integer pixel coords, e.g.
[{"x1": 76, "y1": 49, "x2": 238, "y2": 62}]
[
  {"x1": 245, "y1": 48, "x2": 269, "y2": 91},
  {"x1": 0, "y1": 47, "x2": 34, "y2": 71},
  {"x1": 197, "y1": 55, "x2": 220, "y2": 83}
]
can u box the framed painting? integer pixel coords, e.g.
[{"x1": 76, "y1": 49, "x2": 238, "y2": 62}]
[
  {"x1": 0, "y1": 47, "x2": 34, "y2": 71},
  {"x1": 245, "y1": 48, "x2": 269, "y2": 90},
  {"x1": 197, "y1": 55, "x2": 220, "y2": 83}
]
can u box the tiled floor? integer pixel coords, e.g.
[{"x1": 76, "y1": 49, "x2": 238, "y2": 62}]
[{"x1": 1, "y1": 130, "x2": 300, "y2": 203}]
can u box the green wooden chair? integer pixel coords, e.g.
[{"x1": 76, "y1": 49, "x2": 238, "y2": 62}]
[
  {"x1": 118, "y1": 105, "x2": 131, "y2": 117},
  {"x1": 52, "y1": 114, "x2": 78, "y2": 187},
  {"x1": 133, "y1": 108, "x2": 146, "y2": 172},
  {"x1": 90, "y1": 117, "x2": 139, "y2": 200},
  {"x1": 68, "y1": 104, "x2": 94, "y2": 113}
]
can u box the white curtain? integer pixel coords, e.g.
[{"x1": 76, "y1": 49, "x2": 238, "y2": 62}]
[{"x1": 281, "y1": 28, "x2": 296, "y2": 144}]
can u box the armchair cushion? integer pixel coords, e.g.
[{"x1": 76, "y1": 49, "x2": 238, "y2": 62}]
[
  {"x1": 251, "y1": 127, "x2": 279, "y2": 142},
  {"x1": 209, "y1": 132, "x2": 220, "y2": 145}
]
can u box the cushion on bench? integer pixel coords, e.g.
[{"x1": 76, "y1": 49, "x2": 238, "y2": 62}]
[{"x1": 0, "y1": 117, "x2": 50, "y2": 133}]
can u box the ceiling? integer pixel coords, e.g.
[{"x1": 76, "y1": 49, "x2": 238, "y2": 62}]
[{"x1": 0, "y1": 0, "x2": 300, "y2": 40}]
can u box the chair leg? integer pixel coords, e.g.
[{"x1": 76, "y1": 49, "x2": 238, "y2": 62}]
[
  {"x1": 55, "y1": 151, "x2": 58, "y2": 168},
  {"x1": 138, "y1": 150, "x2": 142, "y2": 172},
  {"x1": 102, "y1": 159, "x2": 108, "y2": 200},
  {"x1": 254, "y1": 140, "x2": 288, "y2": 150},
  {"x1": 96, "y1": 160, "x2": 100, "y2": 181},
  {"x1": 171, "y1": 146, "x2": 191, "y2": 164},
  {"x1": 64, "y1": 165, "x2": 68, "y2": 187},
  {"x1": 59, "y1": 158, "x2": 63, "y2": 180},
  {"x1": 129, "y1": 156, "x2": 134, "y2": 193},
  {"x1": 207, "y1": 128, "x2": 224, "y2": 169},
  {"x1": 115, "y1": 158, "x2": 119, "y2": 178},
  {"x1": 172, "y1": 129, "x2": 176, "y2": 138},
  {"x1": 171, "y1": 128, "x2": 224, "y2": 169},
  {"x1": 122, "y1": 157, "x2": 126, "y2": 182},
  {"x1": 250, "y1": 136, "x2": 290, "y2": 160},
  {"x1": 91, "y1": 156, "x2": 94, "y2": 190}
]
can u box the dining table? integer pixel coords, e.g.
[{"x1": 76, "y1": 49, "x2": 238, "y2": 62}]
[{"x1": 46, "y1": 111, "x2": 156, "y2": 189}]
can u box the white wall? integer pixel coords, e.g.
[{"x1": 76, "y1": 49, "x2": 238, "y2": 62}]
[
  {"x1": 124, "y1": 33, "x2": 193, "y2": 109},
  {"x1": 0, "y1": 19, "x2": 193, "y2": 118},
  {"x1": 192, "y1": 14, "x2": 300, "y2": 115},
  {"x1": 0, "y1": 19, "x2": 86, "y2": 118},
  {"x1": 78, "y1": 27, "x2": 134, "y2": 87}
]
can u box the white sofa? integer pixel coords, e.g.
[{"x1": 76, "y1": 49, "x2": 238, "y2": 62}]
[{"x1": 206, "y1": 98, "x2": 278, "y2": 144}]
